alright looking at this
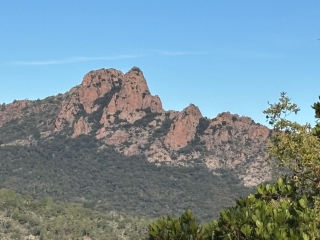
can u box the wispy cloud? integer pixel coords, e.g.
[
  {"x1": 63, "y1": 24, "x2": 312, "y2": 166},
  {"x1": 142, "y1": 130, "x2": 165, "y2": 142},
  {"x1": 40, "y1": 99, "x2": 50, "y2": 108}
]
[
  {"x1": 218, "y1": 48, "x2": 283, "y2": 59},
  {"x1": 158, "y1": 50, "x2": 206, "y2": 56},
  {"x1": 9, "y1": 54, "x2": 139, "y2": 66},
  {"x1": 8, "y1": 49, "x2": 206, "y2": 66},
  {"x1": 142, "y1": 49, "x2": 206, "y2": 56}
]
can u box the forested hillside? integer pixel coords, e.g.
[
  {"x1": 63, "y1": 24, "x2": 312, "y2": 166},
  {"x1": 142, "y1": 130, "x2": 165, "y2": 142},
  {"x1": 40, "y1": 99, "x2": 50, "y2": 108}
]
[
  {"x1": 0, "y1": 67, "x2": 276, "y2": 239},
  {"x1": 0, "y1": 188, "x2": 150, "y2": 239},
  {"x1": 0, "y1": 131, "x2": 252, "y2": 222}
]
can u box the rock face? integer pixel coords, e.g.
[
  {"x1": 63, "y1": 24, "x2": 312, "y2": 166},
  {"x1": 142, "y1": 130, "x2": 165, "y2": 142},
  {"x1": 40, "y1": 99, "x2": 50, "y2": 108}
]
[
  {"x1": 54, "y1": 86, "x2": 81, "y2": 132},
  {"x1": 79, "y1": 68, "x2": 124, "y2": 114},
  {"x1": 72, "y1": 117, "x2": 91, "y2": 138},
  {"x1": 0, "y1": 100, "x2": 30, "y2": 127},
  {"x1": 3, "y1": 67, "x2": 273, "y2": 186},
  {"x1": 55, "y1": 68, "x2": 124, "y2": 132},
  {"x1": 164, "y1": 104, "x2": 202, "y2": 150},
  {"x1": 200, "y1": 112, "x2": 272, "y2": 186},
  {"x1": 55, "y1": 67, "x2": 163, "y2": 135},
  {"x1": 52, "y1": 67, "x2": 273, "y2": 185},
  {"x1": 100, "y1": 68, "x2": 162, "y2": 125}
]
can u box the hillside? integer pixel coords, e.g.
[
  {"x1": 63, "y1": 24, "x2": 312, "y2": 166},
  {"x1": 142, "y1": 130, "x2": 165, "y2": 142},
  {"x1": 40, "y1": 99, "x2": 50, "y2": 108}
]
[
  {"x1": 0, "y1": 67, "x2": 273, "y2": 223},
  {"x1": 0, "y1": 188, "x2": 150, "y2": 239}
]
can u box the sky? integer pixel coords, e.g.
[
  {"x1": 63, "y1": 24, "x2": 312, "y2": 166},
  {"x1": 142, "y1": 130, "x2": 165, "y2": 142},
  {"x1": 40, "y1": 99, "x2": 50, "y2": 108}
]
[{"x1": 1, "y1": 1, "x2": 319, "y2": 126}]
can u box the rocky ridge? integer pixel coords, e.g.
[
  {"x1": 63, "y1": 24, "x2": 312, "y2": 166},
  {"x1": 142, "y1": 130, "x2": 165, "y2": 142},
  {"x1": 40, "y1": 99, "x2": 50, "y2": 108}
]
[{"x1": 0, "y1": 67, "x2": 272, "y2": 186}]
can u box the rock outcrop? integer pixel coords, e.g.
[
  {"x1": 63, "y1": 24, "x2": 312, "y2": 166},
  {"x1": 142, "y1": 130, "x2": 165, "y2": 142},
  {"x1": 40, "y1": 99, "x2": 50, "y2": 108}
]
[
  {"x1": 78, "y1": 68, "x2": 124, "y2": 114},
  {"x1": 3, "y1": 67, "x2": 272, "y2": 186},
  {"x1": 54, "y1": 67, "x2": 163, "y2": 136},
  {"x1": 100, "y1": 68, "x2": 162, "y2": 125},
  {"x1": 72, "y1": 117, "x2": 91, "y2": 138},
  {"x1": 55, "y1": 68, "x2": 124, "y2": 132},
  {"x1": 0, "y1": 100, "x2": 30, "y2": 127},
  {"x1": 54, "y1": 86, "x2": 81, "y2": 131},
  {"x1": 164, "y1": 104, "x2": 202, "y2": 150},
  {"x1": 52, "y1": 67, "x2": 273, "y2": 185}
]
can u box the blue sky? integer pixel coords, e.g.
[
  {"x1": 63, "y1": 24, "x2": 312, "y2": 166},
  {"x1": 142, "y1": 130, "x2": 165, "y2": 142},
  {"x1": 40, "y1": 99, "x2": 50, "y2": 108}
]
[{"x1": 1, "y1": 1, "x2": 319, "y2": 125}]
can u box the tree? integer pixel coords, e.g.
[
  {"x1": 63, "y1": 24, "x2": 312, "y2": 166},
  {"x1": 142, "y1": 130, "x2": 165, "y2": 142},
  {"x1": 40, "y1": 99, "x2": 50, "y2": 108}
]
[
  {"x1": 211, "y1": 178, "x2": 318, "y2": 239},
  {"x1": 147, "y1": 209, "x2": 214, "y2": 240},
  {"x1": 263, "y1": 92, "x2": 320, "y2": 193}
]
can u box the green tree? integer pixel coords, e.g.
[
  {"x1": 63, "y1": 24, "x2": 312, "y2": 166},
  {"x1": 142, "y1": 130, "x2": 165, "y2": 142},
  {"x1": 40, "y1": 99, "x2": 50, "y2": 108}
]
[
  {"x1": 147, "y1": 209, "x2": 211, "y2": 240},
  {"x1": 263, "y1": 92, "x2": 320, "y2": 193},
  {"x1": 212, "y1": 178, "x2": 318, "y2": 239}
]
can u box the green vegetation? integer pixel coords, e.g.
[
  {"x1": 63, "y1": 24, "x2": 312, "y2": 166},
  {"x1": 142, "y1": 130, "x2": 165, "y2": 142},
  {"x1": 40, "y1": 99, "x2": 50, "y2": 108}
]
[
  {"x1": 147, "y1": 93, "x2": 320, "y2": 239},
  {"x1": 0, "y1": 134, "x2": 250, "y2": 222},
  {"x1": 0, "y1": 188, "x2": 150, "y2": 239},
  {"x1": 152, "y1": 117, "x2": 173, "y2": 138},
  {"x1": 196, "y1": 118, "x2": 210, "y2": 135},
  {"x1": 131, "y1": 66, "x2": 143, "y2": 74}
]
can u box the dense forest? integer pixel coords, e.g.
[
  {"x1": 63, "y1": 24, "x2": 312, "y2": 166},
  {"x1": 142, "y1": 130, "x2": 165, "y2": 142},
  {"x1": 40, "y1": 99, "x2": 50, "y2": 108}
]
[
  {"x1": 0, "y1": 188, "x2": 150, "y2": 239},
  {"x1": 0, "y1": 95, "x2": 255, "y2": 222},
  {"x1": 0, "y1": 132, "x2": 252, "y2": 222}
]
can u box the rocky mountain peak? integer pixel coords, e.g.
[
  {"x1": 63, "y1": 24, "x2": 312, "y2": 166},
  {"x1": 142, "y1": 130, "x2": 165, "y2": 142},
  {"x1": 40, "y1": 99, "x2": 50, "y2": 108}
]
[
  {"x1": 164, "y1": 104, "x2": 203, "y2": 150},
  {"x1": 79, "y1": 68, "x2": 124, "y2": 114},
  {"x1": 54, "y1": 67, "x2": 163, "y2": 135},
  {"x1": 1, "y1": 67, "x2": 273, "y2": 186},
  {"x1": 102, "y1": 67, "x2": 162, "y2": 124}
]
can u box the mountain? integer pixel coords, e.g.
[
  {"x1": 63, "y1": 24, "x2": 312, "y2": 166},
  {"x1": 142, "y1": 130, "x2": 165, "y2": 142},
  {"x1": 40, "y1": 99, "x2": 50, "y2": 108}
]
[{"x1": 0, "y1": 67, "x2": 272, "y2": 222}]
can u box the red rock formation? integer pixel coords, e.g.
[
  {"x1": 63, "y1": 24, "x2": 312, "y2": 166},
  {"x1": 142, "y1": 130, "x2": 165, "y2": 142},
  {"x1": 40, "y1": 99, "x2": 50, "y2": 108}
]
[
  {"x1": 164, "y1": 104, "x2": 203, "y2": 150},
  {"x1": 78, "y1": 69, "x2": 123, "y2": 113},
  {"x1": 1, "y1": 66, "x2": 273, "y2": 186},
  {"x1": 72, "y1": 117, "x2": 91, "y2": 138},
  {"x1": 101, "y1": 69, "x2": 162, "y2": 124},
  {"x1": 55, "y1": 68, "x2": 163, "y2": 135},
  {"x1": 0, "y1": 100, "x2": 30, "y2": 127},
  {"x1": 202, "y1": 112, "x2": 270, "y2": 150},
  {"x1": 54, "y1": 87, "x2": 81, "y2": 131},
  {"x1": 55, "y1": 69, "x2": 123, "y2": 132},
  {"x1": 105, "y1": 130, "x2": 128, "y2": 145}
]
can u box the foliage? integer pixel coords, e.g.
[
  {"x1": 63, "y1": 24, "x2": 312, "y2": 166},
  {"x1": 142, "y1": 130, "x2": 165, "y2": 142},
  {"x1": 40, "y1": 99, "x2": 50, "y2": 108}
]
[
  {"x1": 148, "y1": 210, "x2": 204, "y2": 240},
  {"x1": 263, "y1": 92, "x2": 320, "y2": 193},
  {"x1": 147, "y1": 178, "x2": 319, "y2": 240},
  {"x1": 131, "y1": 66, "x2": 143, "y2": 74},
  {"x1": 213, "y1": 178, "x2": 318, "y2": 239},
  {"x1": 0, "y1": 132, "x2": 251, "y2": 222},
  {"x1": 0, "y1": 188, "x2": 150, "y2": 239},
  {"x1": 152, "y1": 117, "x2": 173, "y2": 138}
]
